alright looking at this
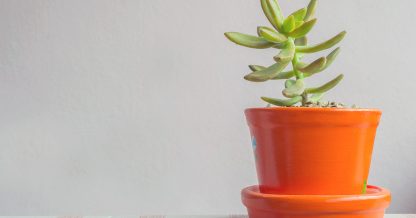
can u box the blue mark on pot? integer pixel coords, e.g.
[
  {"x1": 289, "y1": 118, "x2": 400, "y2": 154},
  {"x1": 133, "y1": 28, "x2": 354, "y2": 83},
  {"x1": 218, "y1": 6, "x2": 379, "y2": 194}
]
[
  {"x1": 251, "y1": 136, "x2": 257, "y2": 150},
  {"x1": 251, "y1": 136, "x2": 259, "y2": 162}
]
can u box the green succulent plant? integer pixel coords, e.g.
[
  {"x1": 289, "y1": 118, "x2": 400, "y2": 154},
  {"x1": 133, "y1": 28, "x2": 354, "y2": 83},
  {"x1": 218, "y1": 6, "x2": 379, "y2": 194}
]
[{"x1": 225, "y1": 0, "x2": 346, "y2": 107}]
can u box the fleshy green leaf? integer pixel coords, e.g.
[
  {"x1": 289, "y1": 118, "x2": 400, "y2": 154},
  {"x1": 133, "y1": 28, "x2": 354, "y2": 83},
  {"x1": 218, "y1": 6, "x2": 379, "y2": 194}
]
[
  {"x1": 296, "y1": 31, "x2": 346, "y2": 53},
  {"x1": 295, "y1": 37, "x2": 308, "y2": 46},
  {"x1": 285, "y1": 79, "x2": 296, "y2": 88},
  {"x1": 303, "y1": 47, "x2": 341, "y2": 77},
  {"x1": 244, "y1": 60, "x2": 291, "y2": 82},
  {"x1": 282, "y1": 15, "x2": 296, "y2": 33},
  {"x1": 273, "y1": 43, "x2": 286, "y2": 49},
  {"x1": 261, "y1": 96, "x2": 302, "y2": 107},
  {"x1": 244, "y1": 71, "x2": 269, "y2": 82},
  {"x1": 261, "y1": 0, "x2": 279, "y2": 30},
  {"x1": 295, "y1": 21, "x2": 304, "y2": 28},
  {"x1": 298, "y1": 57, "x2": 327, "y2": 74},
  {"x1": 249, "y1": 65, "x2": 267, "y2": 72},
  {"x1": 304, "y1": 0, "x2": 317, "y2": 21},
  {"x1": 320, "y1": 47, "x2": 341, "y2": 71},
  {"x1": 283, "y1": 79, "x2": 305, "y2": 98},
  {"x1": 291, "y1": 8, "x2": 307, "y2": 21},
  {"x1": 261, "y1": 0, "x2": 284, "y2": 31},
  {"x1": 257, "y1": 26, "x2": 274, "y2": 36},
  {"x1": 297, "y1": 62, "x2": 309, "y2": 68},
  {"x1": 257, "y1": 26, "x2": 288, "y2": 43},
  {"x1": 288, "y1": 18, "x2": 317, "y2": 38},
  {"x1": 274, "y1": 38, "x2": 295, "y2": 63},
  {"x1": 270, "y1": 70, "x2": 295, "y2": 80},
  {"x1": 224, "y1": 32, "x2": 276, "y2": 49},
  {"x1": 305, "y1": 74, "x2": 344, "y2": 94}
]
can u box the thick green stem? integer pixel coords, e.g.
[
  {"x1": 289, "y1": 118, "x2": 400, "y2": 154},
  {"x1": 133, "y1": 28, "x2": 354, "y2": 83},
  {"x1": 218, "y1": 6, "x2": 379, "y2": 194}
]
[
  {"x1": 301, "y1": 93, "x2": 309, "y2": 106},
  {"x1": 290, "y1": 41, "x2": 302, "y2": 80},
  {"x1": 291, "y1": 53, "x2": 303, "y2": 79},
  {"x1": 290, "y1": 43, "x2": 307, "y2": 106}
]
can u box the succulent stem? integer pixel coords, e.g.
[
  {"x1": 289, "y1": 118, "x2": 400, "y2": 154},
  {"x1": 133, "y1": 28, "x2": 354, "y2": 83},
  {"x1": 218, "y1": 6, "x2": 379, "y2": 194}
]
[
  {"x1": 290, "y1": 42, "x2": 309, "y2": 106},
  {"x1": 301, "y1": 93, "x2": 309, "y2": 106},
  {"x1": 291, "y1": 51, "x2": 303, "y2": 80}
]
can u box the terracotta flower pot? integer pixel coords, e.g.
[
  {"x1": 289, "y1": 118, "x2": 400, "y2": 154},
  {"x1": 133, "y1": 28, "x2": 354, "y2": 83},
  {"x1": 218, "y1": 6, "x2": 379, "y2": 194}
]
[
  {"x1": 245, "y1": 107, "x2": 382, "y2": 195},
  {"x1": 242, "y1": 185, "x2": 391, "y2": 218}
]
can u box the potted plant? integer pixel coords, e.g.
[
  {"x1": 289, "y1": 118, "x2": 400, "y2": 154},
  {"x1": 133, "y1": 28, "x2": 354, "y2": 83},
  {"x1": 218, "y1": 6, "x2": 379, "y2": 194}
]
[
  {"x1": 225, "y1": 1, "x2": 392, "y2": 217},
  {"x1": 225, "y1": 0, "x2": 383, "y2": 196}
]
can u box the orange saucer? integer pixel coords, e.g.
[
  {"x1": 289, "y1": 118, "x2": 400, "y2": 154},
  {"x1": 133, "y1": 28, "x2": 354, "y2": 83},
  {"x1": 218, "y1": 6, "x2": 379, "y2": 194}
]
[{"x1": 242, "y1": 185, "x2": 391, "y2": 218}]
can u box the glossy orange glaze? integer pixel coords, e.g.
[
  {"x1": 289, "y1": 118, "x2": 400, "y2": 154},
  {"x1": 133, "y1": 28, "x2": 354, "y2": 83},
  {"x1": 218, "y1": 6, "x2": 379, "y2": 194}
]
[
  {"x1": 245, "y1": 107, "x2": 382, "y2": 195},
  {"x1": 242, "y1": 185, "x2": 391, "y2": 218}
]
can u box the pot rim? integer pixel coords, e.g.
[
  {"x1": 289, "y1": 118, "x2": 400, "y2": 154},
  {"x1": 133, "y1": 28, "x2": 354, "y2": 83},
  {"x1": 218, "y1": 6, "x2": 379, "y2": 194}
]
[
  {"x1": 245, "y1": 107, "x2": 382, "y2": 127},
  {"x1": 245, "y1": 107, "x2": 382, "y2": 114},
  {"x1": 242, "y1": 185, "x2": 391, "y2": 214}
]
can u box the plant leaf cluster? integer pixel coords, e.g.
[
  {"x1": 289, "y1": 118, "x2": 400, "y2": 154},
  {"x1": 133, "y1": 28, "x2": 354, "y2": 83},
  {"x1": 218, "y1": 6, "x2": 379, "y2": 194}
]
[{"x1": 225, "y1": 0, "x2": 346, "y2": 106}]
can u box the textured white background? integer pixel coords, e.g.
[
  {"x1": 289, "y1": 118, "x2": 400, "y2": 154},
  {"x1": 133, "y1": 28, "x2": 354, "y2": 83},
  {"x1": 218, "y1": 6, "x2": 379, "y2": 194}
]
[{"x1": 0, "y1": 0, "x2": 415, "y2": 215}]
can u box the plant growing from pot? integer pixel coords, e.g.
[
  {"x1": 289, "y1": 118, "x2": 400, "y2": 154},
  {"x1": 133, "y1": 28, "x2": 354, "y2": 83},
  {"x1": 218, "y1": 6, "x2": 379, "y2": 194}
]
[
  {"x1": 225, "y1": 0, "x2": 384, "y2": 196},
  {"x1": 225, "y1": 0, "x2": 345, "y2": 107}
]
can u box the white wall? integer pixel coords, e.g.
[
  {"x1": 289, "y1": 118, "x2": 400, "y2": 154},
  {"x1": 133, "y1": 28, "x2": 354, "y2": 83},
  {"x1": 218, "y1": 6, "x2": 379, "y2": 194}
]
[{"x1": 0, "y1": 0, "x2": 415, "y2": 214}]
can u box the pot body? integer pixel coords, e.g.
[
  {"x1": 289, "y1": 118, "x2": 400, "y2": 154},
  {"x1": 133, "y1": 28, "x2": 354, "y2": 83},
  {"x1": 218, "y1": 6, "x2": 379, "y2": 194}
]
[
  {"x1": 242, "y1": 185, "x2": 391, "y2": 218},
  {"x1": 245, "y1": 108, "x2": 382, "y2": 195}
]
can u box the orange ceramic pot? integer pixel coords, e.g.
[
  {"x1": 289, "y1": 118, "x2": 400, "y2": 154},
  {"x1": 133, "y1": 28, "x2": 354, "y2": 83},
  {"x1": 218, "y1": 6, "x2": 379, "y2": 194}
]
[
  {"x1": 245, "y1": 108, "x2": 382, "y2": 195},
  {"x1": 242, "y1": 185, "x2": 391, "y2": 218}
]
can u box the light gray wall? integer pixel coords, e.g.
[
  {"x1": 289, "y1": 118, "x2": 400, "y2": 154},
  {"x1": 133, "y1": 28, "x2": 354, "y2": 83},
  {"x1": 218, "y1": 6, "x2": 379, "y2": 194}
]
[{"x1": 0, "y1": 0, "x2": 414, "y2": 215}]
